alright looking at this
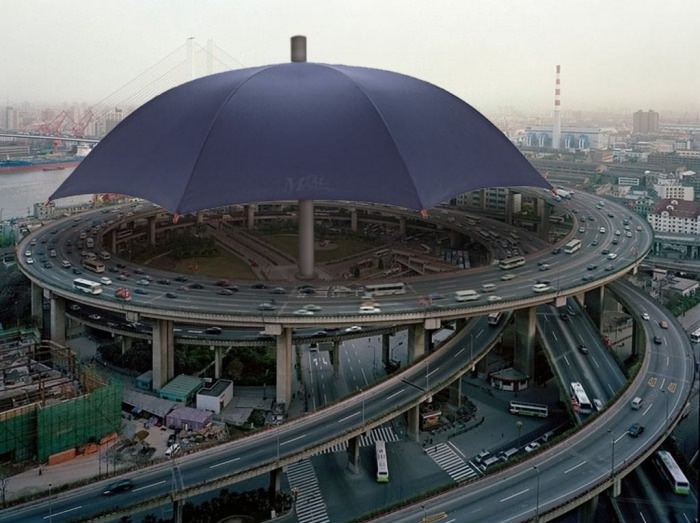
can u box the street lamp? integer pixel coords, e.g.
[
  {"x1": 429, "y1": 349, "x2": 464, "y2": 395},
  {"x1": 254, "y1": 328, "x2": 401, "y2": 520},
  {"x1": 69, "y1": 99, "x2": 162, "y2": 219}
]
[
  {"x1": 534, "y1": 465, "x2": 540, "y2": 522},
  {"x1": 48, "y1": 482, "x2": 53, "y2": 523},
  {"x1": 608, "y1": 429, "x2": 615, "y2": 480},
  {"x1": 662, "y1": 389, "x2": 668, "y2": 428},
  {"x1": 516, "y1": 420, "x2": 523, "y2": 449}
]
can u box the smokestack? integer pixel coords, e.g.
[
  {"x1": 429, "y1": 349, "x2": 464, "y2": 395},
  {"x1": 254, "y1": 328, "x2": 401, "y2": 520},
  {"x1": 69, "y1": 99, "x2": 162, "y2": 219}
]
[{"x1": 552, "y1": 65, "x2": 561, "y2": 151}]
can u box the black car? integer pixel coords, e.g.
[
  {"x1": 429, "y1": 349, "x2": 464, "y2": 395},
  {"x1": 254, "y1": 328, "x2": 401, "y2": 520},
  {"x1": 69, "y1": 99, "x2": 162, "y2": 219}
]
[
  {"x1": 102, "y1": 479, "x2": 134, "y2": 495},
  {"x1": 156, "y1": 279, "x2": 171, "y2": 285},
  {"x1": 653, "y1": 335, "x2": 662, "y2": 345},
  {"x1": 204, "y1": 326, "x2": 222, "y2": 335},
  {"x1": 189, "y1": 282, "x2": 205, "y2": 289},
  {"x1": 174, "y1": 276, "x2": 188, "y2": 282},
  {"x1": 577, "y1": 344, "x2": 589, "y2": 354},
  {"x1": 166, "y1": 292, "x2": 178, "y2": 299},
  {"x1": 627, "y1": 423, "x2": 644, "y2": 438}
]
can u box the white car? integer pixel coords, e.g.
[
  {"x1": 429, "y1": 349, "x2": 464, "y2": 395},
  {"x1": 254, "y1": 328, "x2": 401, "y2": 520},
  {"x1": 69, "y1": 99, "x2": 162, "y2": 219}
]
[
  {"x1": 100, "y1": 277, "x2": 113, "y2": 285},
  {"x1": 487, "y1": 295, "x2": 502, "y2": 302},
  {"x1": 641, "y1": 312, "x2": 650, "y2": 321},
  {"x1": 26, "y1": 257, "x2": 34, "y2": 264},
  {"x1": 293, "y1": 308, "x2": 314, "y2": 316},
  {"x1": 532, "y1": 283, "x2": 551, "y2": 293},
  {"x1": 359, "y1": 305, "x2": 381, "y2": 314},
  {"x1": 345, "y1": 325, "x2": 363, "y2": 333},
  {"x1": 500, "y1": 273, "x2": 516, "y2": 281},
  {"x1": 524, "y1": 441, "x2": 540, "y2": 453}
]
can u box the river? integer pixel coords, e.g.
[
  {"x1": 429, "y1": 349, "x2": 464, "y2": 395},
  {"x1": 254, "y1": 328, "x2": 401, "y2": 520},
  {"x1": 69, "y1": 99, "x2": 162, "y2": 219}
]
[{"x1": 0, "y1": 167, "x2": 92, "y2": 220}]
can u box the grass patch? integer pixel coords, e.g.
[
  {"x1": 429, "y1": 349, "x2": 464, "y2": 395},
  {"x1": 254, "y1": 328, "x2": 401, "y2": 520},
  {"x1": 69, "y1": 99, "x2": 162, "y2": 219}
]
[
  {"x1": 143, "y1": 251, "x2": 257, "y2": 280},
  {"x1": 260, "y1": 233, "x2": 381, "y2": 263}
]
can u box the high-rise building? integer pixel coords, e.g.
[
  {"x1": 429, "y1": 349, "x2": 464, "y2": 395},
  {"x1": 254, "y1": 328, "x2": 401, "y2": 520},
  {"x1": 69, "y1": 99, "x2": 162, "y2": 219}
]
[
  {"x1": 2, "y1": 106, "x2": 18, "y2": 131},
  {"x1": 633, "y1": 110, "x2": 659, "y2": 134}
]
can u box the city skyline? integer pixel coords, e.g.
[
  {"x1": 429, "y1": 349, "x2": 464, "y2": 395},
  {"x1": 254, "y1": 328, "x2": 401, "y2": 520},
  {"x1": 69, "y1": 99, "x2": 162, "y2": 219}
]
[{"x1": 2, "y1": 0, "x2": 699, "y2": 117}]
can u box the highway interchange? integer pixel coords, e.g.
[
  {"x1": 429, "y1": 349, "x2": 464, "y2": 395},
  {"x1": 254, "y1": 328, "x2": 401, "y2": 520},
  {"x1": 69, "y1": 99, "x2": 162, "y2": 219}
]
[{"x1": 5, "y1": 190, "x2": 697, "y2": 522}]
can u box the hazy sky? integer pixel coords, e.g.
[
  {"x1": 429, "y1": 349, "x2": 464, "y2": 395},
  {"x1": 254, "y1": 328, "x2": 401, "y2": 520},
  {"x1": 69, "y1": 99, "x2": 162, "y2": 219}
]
[{"x1": 2, "y1": 0, "x2": 698, "y2": 117}]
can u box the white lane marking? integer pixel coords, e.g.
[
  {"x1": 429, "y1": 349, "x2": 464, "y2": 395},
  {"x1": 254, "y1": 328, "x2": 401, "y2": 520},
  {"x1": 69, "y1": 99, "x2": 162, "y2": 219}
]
[
  {"x1": 500, "y1": 488, "x2": 529, "y2": 502},
  {"x1": 337, "y1": 411, "x2": 361, "y2": 423},
  {"x1": 386, "y1": 388, "x2": 405, "y2": 400},
  {"x1": 280, "y1": 434, "x2": 306, "y2": 446},
  {"x1": 210, "y1": 457, "x2": 240, "y2": 469},
  {"x1": 448, "y1": 441, "x2": 466, "y2": 458},
  {"x1": 44, "y1": 505, "x2": 82, "y2": 518},
  {"x1": 564, "y1": 461, "x2": 586, "y2": 474}
]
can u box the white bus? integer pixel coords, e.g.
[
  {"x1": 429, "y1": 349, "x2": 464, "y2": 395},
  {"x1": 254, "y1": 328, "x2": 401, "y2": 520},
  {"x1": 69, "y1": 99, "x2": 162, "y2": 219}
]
[
  {"x1": 564, "y1": 239, "x2": 582, "y2": 254},
  {"x1": 487, "y1": 312, "x2": 503, "y2": 326},
  {"x1": 654, "y1": 450, "x2": 690, "y2": 495},
  {"x1": 363, "y1": 282, "x2": 406, "y2": 296},
  {"x1": 73, "y1": 278, "x2": 103, "y2": 295},
  {"x1": 82, "y1": 258, "x2": 106, "y2": 274},
  {"x1": 375, "y1": 440, "x2": 389, "y2": 483},
  {"x1": 455, "y1": 289, "x2": 481, "y2": 302},
  {"x1": 508, "y1": 401, "x2": 548, "y2": 418},
  {"x1": 689, "y1": 327, "x2": 700, "y2": 343},
  {"x1": 570, "y1": 382, "x2": 593, "y2": 413},
  {"x1": 498, "y1": 256, "x2": 526, "y2": 270}
]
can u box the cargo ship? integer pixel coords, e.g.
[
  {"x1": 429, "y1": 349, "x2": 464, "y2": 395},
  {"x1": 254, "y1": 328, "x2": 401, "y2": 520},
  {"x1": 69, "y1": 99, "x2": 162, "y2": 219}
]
[{"x1": 0, "y1": 144, "x2": 91, "y2": 174}]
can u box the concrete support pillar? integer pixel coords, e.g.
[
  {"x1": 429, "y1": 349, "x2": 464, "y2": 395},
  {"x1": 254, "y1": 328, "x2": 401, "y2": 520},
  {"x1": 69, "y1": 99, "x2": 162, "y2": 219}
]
[
  {"x1": 407, "y1": 324, "x2": 426, "y2": 363},
  {"x1": 109, "y1": 230, "x2": 117, "y2": 253},
  {"x1": 196, "y1": 211, "x2": 204, "y2": 225},
  {"x1": 577, "y1": 495, "x2": 599, "y2": 523},
  {"x1": 152, "y1": 319, "x2": 175, "y2": 391},
  {"x1": 611, "y1": 477, "x2": 621, "y2": 497},
  {"x1": 513, "y1": 307, "x2": 536, "y2": 379},
  {"x1": 297, "y1": 199, "x2": 315, "y2": 279},
  {"x1": 30, "y1": 282, "x2": 43, "y2": 330},
  {"x1": 448, "y1": 376, "x2": 462, "y2": 407},
  {"x1": 399, "y1": 216, "x2": 406, "y2": 236},
  {"x1": 584, "y1": 286, "x2": 604, "y2": 331},
  {"x1": 504, "y1": 188, "x2": 513, "y2": 225},
  {"x1": 350, "y1": 208, "x2": 358, "y2": 232},
  {"x1": 330, "y1": 340, "x2": 340, "y2": 375},
  {"x1": 381, "y1": 334, "x2": 391, "y2": 367},
  {"x1": 147, "y1": 216, "x2": 156, "y2": 247},
  {"x1": 631, "y1": 321, "x2": 644, "y2": 357},
  {"x1": 346, "y1": 436, "x2": 360, "y2": 474},
  {"x1": 269, "y1": 467, "x2": 282, "y2": 496},
  {"x1": 121, "y1": 336, "x2": 133, "y2": 355},
  {"x1": 276, "y1": 327, "x2": 293, "y2": 407},
  {"x1": 536, "y1": 197, "x2": 550, "y2": 240},
  {"x1": 406, "y1": 405, "x2": 420, "y2": 442},
  {"x1": 49, "y1": 294, "x2": 66, "y2": 344},
  {"x1": 246, "y1": 204, "x2": 255, "y2": 230},
  {"x1": 212, "y1": 346, "x2": 223, "y2": 379},
  {"x1": 172, "y1": 499, "x2": 183, "y2": 523}
]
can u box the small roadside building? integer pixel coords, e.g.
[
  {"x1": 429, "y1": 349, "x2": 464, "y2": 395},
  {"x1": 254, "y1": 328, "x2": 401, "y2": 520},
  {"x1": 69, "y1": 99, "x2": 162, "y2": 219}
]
[
  {"x1": 158, "y1": 374, "x2": 203, "y2": 404},
  {"x1": 166, "y1": 406, "x2": 213, "y2": 431},
  {"x1": 196, "y1": 379, "x2": 234, "y2": 414}
]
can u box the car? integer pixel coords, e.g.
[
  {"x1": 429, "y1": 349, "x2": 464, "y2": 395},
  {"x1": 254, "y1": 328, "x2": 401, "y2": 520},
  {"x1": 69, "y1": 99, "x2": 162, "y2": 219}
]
[
  {"x1": 577, "y1": 227, "x2": 585, "y2": 233},
  {"x1": 62, "y1": 260, "x2": 72, "y2": 268},
  {"x1": 582, "y1": 274, "x2": 594, "y2": 281},
  {"x1": 133, "y1": 268, "x2": 145, "y2": 275},
  {"x1": 217, "y1": 288, "x2": 235, "y2": 295},
  {"x1": 26, "y1": 257, "x2": 34, "y2": 264},
  {"x1": 310, "y1": 330, "x2": 328, "y2": 337},
  {"x1": 69, "y1": 304, "x2": 81, "y2": 311},
  {"x1": 607, "y1": 253, "x2": 618, "y2": 260},
  {"x1": 43, "y1": 261, "x2": 53, "y2": 269},
  {"x1": 204, "y1": 326, "x2": 222, "y2": 335},
  {"x1": 532, "y1": 283, "x2": 551, "y2": 293},
  {"x1": 427, "y1": 292, "x2": 446, "y2": 300},
  {"x1": 500, "y1": 273, "x2": 516, "y2": 281},
  {"x1": 587, "y1": 264, "x2": 597, "y2": 271},
  {"x1": 115, "y1": 288, "x2": 132, "y2": 300},
  {"x1": 345, "y1": 325, "x2": 363, "y2": 333},
  {"x1": 605, "y1": 264, "x2": 614, "y2": 271},
  {"x1": 653, "y1": 335, "x2": 663, "y2": 345},
  {"x1": 88, "y1": 313, "x2": 102, "y2": 321},
  {"x1": 136, "y1": 278, "x2": 150, "y2": 286},
  {"x1": 72, "y1": 267, "x2": 82, "y2": 274},
  {"x1": 166, "y1": 292, "x2": 178, "y2": 299},
  {"x1": 215, "y1": 279, "x2": 231, "y2": 287},
  {"x1": 258, "y1": 302, "x2": 276, "y2": 311},
  {"x1": 107, "y1": 265, "x2": 118, "y2": 273},
  {"x1": 659, "y1": 320, "x2": 668, "y2": 329},
  {"x1": 165, "y1": 442, "x2": 181, "y2": 457},
  {"x1": 599, "y1": 227, "x2": 606, "y2": 234},
  {"x1": 487, "y1": 295, "x2": 502, "y2": 302},
  {"x1": 359, "y1": 305, "x2": 381, "y2": 314},
  {"x1": 24, "y1": 250, "x2": 31, "y2": 257},
  {"x1": 270, "y1": 287, "x2": 286, "y2": 294},
  {"x1": 304, "y1": 304, "x2": 322, "y2": 311},
  {"x1": 591, "y1": 239, "x2": 599, "y2": 246},
  {"x1": 551, "y1": 247, "x2": 561, "y2": 254},
  {"x1": 481, "y1": 283, "x2": 496, "y2": 292},
  {"x1": 593, "y1": 398, "x2": 604, "y2": 412},
  {"x1": 189, "y1": 282, "x2": 205, "y2": 289},
  {"x1": 100, "y1": 277, "x2": 112, "y2": 285},
  {"x1": 102, "y1": 478, "x2": 134, "y2": 496},
  {"x1": 156, "y1": 279, "x2": 172, "y2": 285},
  {"x1": 538, "y1": 263, "x2": 550, "y2": 271},
  {"x1": 174, "y1": 276, "x2": 188, "y2": 282},
  {"x1": 559, "y1": 312, "x2": 569, "y2": 321},
  {"x1": 117, "y1": 273, "x2": 128, "y2": 280},
  {"x1": 524, "y1": 442, "x2": 540, "y2": 453},
  {"x1": 294, "y1": 308, "x2": 314, "y2": 316},
  {"x1": 627, "y1": 423, "x2": 644, "y2": 438},
  {"x1": 577, "y1": 344, "x2": 589, "y2": 354},
  {"x1": 134, "y1": 288, "x2": 149, "y2": 295},
  {"x1": 251, "y1": 283, "x2": 269, "y2": 289},
  {"x1": 298, "y1": 287, "x2": 316, "y2": 295},
  {"x1": 601, "y1": 249, "x2": 609, "y2": 255},
  {"x1": 641, "y1": 312, "x2": 650, "y2": 321}
]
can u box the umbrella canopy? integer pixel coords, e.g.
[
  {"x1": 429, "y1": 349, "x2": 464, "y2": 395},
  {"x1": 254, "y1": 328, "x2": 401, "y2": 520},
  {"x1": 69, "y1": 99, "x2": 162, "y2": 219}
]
[{"x1": 50, "y1": 62, "x2": 550, "y2": 214}]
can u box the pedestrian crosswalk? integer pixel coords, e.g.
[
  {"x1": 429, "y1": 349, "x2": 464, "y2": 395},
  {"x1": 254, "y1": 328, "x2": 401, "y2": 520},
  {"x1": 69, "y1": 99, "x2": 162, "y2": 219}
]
[
  {"x1": 286, "y1": 459, "x2": 330, "y2": 523},
  {"x1": 425, "y1": 443, "x2": 479, "y2": 482},
  {"x1": 316, "y1": 425, "x2": 400, "y2": 455}
]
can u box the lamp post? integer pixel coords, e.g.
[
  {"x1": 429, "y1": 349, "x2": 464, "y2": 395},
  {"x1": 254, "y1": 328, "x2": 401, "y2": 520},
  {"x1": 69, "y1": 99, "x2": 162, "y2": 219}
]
[
  {"x1": 662, "y1": 389, "x2": 668, "y2": 428},
  {"x1": 0, "y1": 476, "x2": 7, "y2": 508},
  {"x1": 421, "y1": 504, "x2": 426, "y2": 523},
  {"x1": 516, "y1": 420, "x2": 523, "y2": 449},
  {"x1": 608, "y1": 429, "x2": 615, "y2": 480},
  {"x1": 534, "y1": 465, "x2": 540, "y2": 522},
  {"x1": 48, "y1": 482, "x2": 53, "y2": 523}
]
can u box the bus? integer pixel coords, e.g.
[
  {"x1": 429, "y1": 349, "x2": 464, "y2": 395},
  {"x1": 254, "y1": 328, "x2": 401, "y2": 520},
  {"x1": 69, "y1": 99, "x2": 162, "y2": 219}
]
[
  {"x1": 375, "y1": 440, "x2": 389, "y2": 483},
  {"x1": 509, "y1": 401, "x2": 549, "y2": 418},
  {"x1": 689, "y1": 327, "x2": 700, "y2": 343},
  {"x1": 82, "y1": 258, "x2": 106, "y2": 274},
  {"x1": 455, "y1": 289, "x2": 481, "y2": 302},
  {"x1": 654, "y1": 450, "x2": 690, "y2": 495},
  {"x1": 363, "y1": 282, "x2": 406, "y2": 296},
  {"x1": 487, "y1": 311, "x2": 503, "y2": 326},
  {"x1": 570, "y1": 382, "x2": 593, "y2": 413},
  {"x1": 499, "y1": 256, "x2": 526, "y2": 270},
  {"x1": 564, "y1": 239, "x2": 582, "y2": 254},
  {"x1": 73, "y1": 278, "x2": 103, "y2": 295}
]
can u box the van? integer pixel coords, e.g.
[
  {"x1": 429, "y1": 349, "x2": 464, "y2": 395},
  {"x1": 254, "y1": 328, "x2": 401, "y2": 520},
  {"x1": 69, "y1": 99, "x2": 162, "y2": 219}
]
[
  {"x1": 541, "y1": 430, "x2": 555, "y2": 443},
  {"x1": 482, "y1": 283, "x2": 496, "y2": 292},
  {"x1": 499, "y1": 448, "x2": 519, "y2": 462},
  {"x1": 630, "y1": 397, "x2": 643, "y2": 410},
  {"x1": 165, "y1": 442, "x2": 181, "y2": 457},
  {"x1": 480, "y1": 455, "x2": 501, "y2": 471}
]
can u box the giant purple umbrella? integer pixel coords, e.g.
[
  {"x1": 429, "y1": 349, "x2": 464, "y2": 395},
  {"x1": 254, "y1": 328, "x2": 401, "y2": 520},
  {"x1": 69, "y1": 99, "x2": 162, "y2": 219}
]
[{"x1": 50, "y1": 62, "x2": 550, "y2": 214}]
